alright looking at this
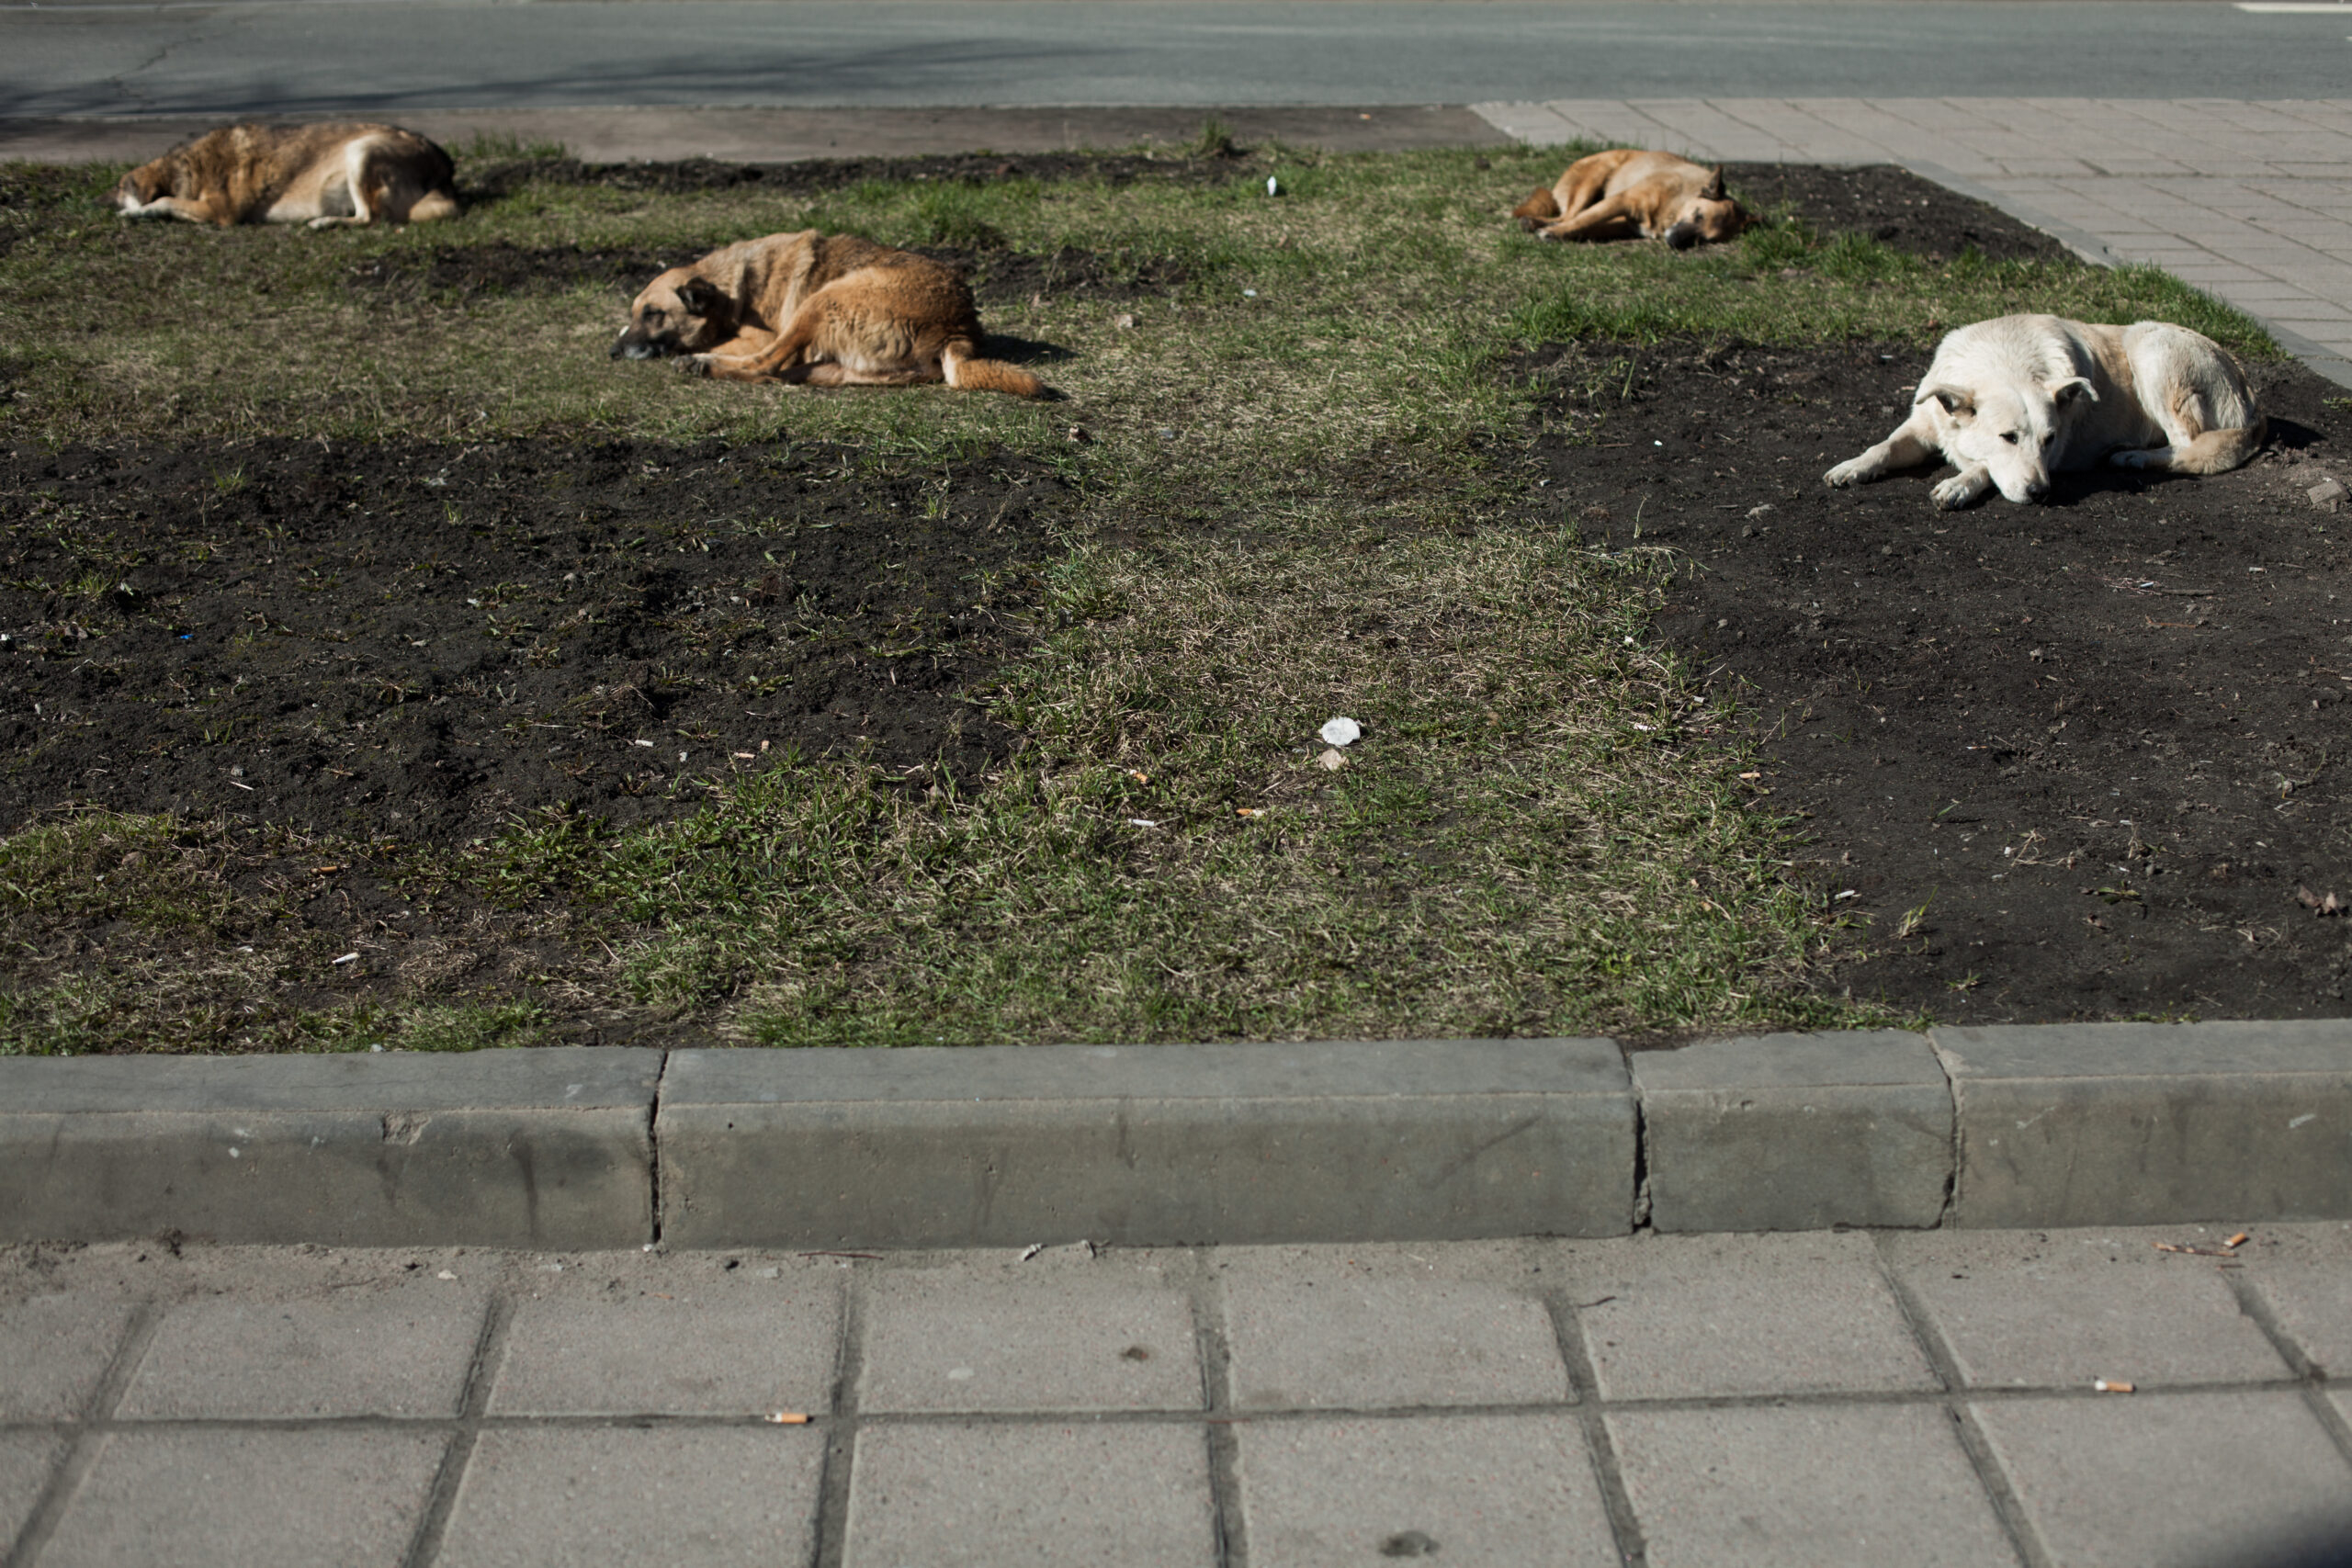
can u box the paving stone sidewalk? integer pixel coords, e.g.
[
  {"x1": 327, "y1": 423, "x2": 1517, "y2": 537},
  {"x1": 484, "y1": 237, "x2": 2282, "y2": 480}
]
[
  {"x1": 5, "y1": 1224, "x2": 2352, "y2": 1567},
  {"x1": 1474, "y1": 97, "x2": 2352, "y2": 388}
]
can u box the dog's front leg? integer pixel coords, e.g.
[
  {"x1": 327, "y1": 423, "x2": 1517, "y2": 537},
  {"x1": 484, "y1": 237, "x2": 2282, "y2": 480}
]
[
  {"x1": 126, "y1": 197, "x2": 223, "y2": 225},
  {"x1": 681, "y1": 351, "x2": 781, "y2": 382},
  {"x1": 675, "y1": 335, "x2": 782, "y2": 381},
  {"x1": 1824, "y1": 420, "x2": 1936, "y2": 489},
  {"x1": 1930, "y1": 465, "x2": 1994, "y2": 510},
  {"x1": 683, "y1": 327, "x2": 809, "y2": 382}
]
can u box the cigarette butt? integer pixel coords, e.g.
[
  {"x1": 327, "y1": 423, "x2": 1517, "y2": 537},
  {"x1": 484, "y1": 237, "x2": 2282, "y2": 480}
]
[
  {"x1": 2093, "y1": 1380, "x2": 2135, "y2": 1393},
  {"x1": 764, "y1": 1412, "x2": 809, "y2": 1425},
  {"x1": 2224, "y1": 1232, "x2": 2249, "y2": 1248}
]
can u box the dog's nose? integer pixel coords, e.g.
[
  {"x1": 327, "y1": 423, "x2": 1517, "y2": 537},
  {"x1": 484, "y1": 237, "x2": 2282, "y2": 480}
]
[
  {"x1": 1664, "y1": 223, "x2": 1699, "y2": 251},
  {"x1": 608, "y1": 337, "x2": 627, "y2": 359},
  {"x1": 2023, "y1": 479, "x2": 2049, "y2": 502}
]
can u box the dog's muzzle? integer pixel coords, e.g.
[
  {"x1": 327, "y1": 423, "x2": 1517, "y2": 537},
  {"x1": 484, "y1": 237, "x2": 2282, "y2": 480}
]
[
  {"x1": 610, "y1": 336, "x2": 665, "y2": 361},
  {"x1": 1663, "y1": 221, "x2": 1701, "y2": 252}
]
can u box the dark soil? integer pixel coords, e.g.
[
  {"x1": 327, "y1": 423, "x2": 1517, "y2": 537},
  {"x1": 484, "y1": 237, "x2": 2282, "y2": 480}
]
[
  {"x1": 1723, "y1": 163, "x2": 2073, "y2": 265},
  {"x1": 1, "y1": 438, "x2": 1071, "y2": 846},
  {"x1": 1527, "y1": 339, "x2": 2352, "y2": 1025},
  {"x1": 347, "y1": 240, "x2": 1190, "y2": 311},
  {"x1": 347, "y1": 242, "x2": 679, "y2": 305},
  {"x1": 459, "y1": 149, "x2": 1254, "y2": 204}
]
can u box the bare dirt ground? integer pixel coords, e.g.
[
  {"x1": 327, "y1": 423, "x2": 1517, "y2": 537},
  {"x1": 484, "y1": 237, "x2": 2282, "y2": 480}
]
[
  {"x1": 1, "y1": 439, "x2": 1074, "y2": 845},
  {"x1": 1531, "y1": 344, "x2": 2352, "y2": 1025}
]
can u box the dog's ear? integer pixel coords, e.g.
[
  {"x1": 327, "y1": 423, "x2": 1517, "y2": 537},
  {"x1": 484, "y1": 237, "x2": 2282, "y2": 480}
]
[
  {"x1": 1917, "y1": 384, "x2": 1975, "y2": 419},
  {"x1": 2048, "y1": 376, "x2": 2098, "y2": 408},
  {"x1": 674, "y1": 276, "x2": 724, "y2": 318},
  {"x1": 1703, "y1": 166, "x2": 1726, "y2": 201}
]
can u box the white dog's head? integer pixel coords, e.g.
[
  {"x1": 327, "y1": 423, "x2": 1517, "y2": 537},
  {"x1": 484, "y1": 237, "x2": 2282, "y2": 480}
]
[{"x1": 1919, "y1": 375, "x2": 2097, "y2": 503}]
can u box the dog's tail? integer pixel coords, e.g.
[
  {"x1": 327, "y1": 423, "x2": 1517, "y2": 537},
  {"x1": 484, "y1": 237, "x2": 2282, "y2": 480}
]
[
  {"x1": 2165, "y1": 414, "x2": 2267, "y2": 475},
  {"x1": 408, "y1": 189, "x2": 460, "y2": 223},
  {"x1": 1511, "y1": 187, "x2": 1561, "y2": 230},
  {"x1": 942, "y1": 340, "x2": 1045, "y2": 399}
]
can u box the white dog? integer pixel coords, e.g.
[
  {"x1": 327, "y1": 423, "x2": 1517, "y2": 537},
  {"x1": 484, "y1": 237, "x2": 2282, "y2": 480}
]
[{"x1": 1824, "y1": 313, "x2": 2265, "y2": 509}]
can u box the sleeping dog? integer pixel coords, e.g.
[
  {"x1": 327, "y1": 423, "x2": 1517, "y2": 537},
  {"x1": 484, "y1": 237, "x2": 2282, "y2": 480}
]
[
  {"x1": 1513, "y1": 149, "x2": 1750, "y2": 250},
  {"x1": 1825, "y1": 313, "x2": 2265, "y2": 510},
  {"x1": 612, "y1": 231, "x2": 1045, "y2": 397},
  {"x1": 115, "y1": 122, "x2": 458, "y2": 229}
]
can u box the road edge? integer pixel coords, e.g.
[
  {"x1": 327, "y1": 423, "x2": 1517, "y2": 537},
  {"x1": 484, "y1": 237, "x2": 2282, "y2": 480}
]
[{"x1": 4, "y1": 1021, "x2": 2346, "y2": 1247}]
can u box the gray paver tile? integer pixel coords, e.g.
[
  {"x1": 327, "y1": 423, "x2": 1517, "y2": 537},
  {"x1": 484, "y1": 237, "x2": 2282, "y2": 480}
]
[
  {"x1": 1610, "y1": 1404, "x2": 2019, "y2": 1568},
  {"x1": 2216, "y1": 281, "x2": 2335, "y2": 300},
  {"x1": 0, "y1": 1293, "x2": 135, "y2": 1418},
  {"x1": 2250, "y1": 1259, "x2": 2352, "y2": 1377},
  {"x1": 1219, "y1": 1246, "x2": 1566, "y2": 1411},
  {"x1": 1238, "y1": 1413, "x2": 1618, "y2": 1568},
  {"x1": 119, "y1": 1286, "x2": 487, "y2": 1418},
  {"x1": 1564, "y1": 1233, "x2": 1938, "y2": 1400},
  {"x1": 845, "y1": 1422, "x2": 1215, "y2": 1568},
  {"x1": 436, "y1": 1427, "x2": 822, "y2": 1568},
  {"x1": 1883, "y1": 1230, "x2": 2290, "y2": 1388},
  {"x1": 1973, "y1": 1392, "x2": 2352, "y2": 1568},
  {"x1": 40, "y1": 1427, "x2": 444, "y2": 1568},
  {"x1": 490, "y1": 1279, "x2": 841, "y2": 1416},
  {"x1": 860, "y1": 1269, "x2": 1201, "y2": 1415},
  {"x1": 0, "y1": 1431, "x2": 64, "y2": 1548}
]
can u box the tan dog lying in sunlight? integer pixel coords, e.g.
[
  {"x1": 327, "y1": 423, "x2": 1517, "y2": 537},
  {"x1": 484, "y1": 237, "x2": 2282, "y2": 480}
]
[
  {"x1": 1513, "y1": 149, "x2": 1751, "y2": 249},
  {"x1": 114, "y1": 123, "x2": 458, "y2": 229},
  {"x1": 612, "y1": 231, "x2": 1045, "y2": 396}
]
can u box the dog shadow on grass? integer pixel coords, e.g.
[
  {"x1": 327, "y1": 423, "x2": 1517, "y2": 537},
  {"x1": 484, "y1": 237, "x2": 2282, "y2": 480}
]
[
  {"x1": 982, "y1": 332, "x2": 1074, "y2": 368},
  {"x1": 978, "y1": 333, "x2": 1077, "y2": 400}
]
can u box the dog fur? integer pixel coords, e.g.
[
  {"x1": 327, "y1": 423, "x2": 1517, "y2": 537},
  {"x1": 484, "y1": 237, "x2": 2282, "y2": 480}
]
[
  {"x1": 611, "y1": 231, "x2": 1045, "y2": 398},
  {"x1": 1824, "y1": 314, "x2": 2266, "y2": 510},
  {"x1": 1512, "y1": 149, "x2": 1749, "y2": 249},
  {"x1": 114, "y1": 122, "x2": 458, "y2": 229}
]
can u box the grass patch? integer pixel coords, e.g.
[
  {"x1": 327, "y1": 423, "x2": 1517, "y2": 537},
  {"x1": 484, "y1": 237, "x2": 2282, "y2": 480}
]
[
  {"x1": 0, "y1": 813, "x2": 556, "y2": 1055},
  {"x1": 469, "y1": 529, "x2": 1839, "y2": 1044},
  {"x1": 0, "y1": 141, "x2": 2256, "y2": 1049}
]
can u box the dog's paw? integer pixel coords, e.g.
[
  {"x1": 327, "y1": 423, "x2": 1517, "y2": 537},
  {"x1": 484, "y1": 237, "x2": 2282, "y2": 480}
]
[
  {"x1": 1823, "y1": 458, "x2": 1873, "y2": 490},
  {"x1": 676, "y1": 355, "x2": 715, "y2": 378},
  {"x1": 1930, "y1": 475, "x2": 1983, "y2": 510},
  {"x1": 2108, "y1": 446, "x2": 2162, "y2": 470}
]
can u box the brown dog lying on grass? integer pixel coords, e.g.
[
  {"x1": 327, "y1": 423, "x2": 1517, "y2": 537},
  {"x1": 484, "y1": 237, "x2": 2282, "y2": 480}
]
[
  {"x1": 114, "y1": 122, "x2": 459, "y2": 229},
  {"x1": 1513, "y1": 149, "x2": 1750, "y2": 250},
  {"x1": 612, "y1": 231, "x2": 1046, "y2": 397}
]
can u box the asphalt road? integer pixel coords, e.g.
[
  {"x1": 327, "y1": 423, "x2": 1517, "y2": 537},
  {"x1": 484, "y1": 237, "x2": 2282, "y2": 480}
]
[{"x1": 0, "y1": 2, "x2": 2346, "y2": 118}]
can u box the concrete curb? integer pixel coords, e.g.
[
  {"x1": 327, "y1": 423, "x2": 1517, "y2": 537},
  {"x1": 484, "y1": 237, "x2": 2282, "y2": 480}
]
[
  {"x1": 0, "y1": 1047, "x2": 661, "y2": 1249},
  {"x1": 4, "y1": 1022, "x2": 2348, "y2": 1247},
  {"x1": 656, "y1": 1039, "x2": 1635, "y2": 1248}
]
